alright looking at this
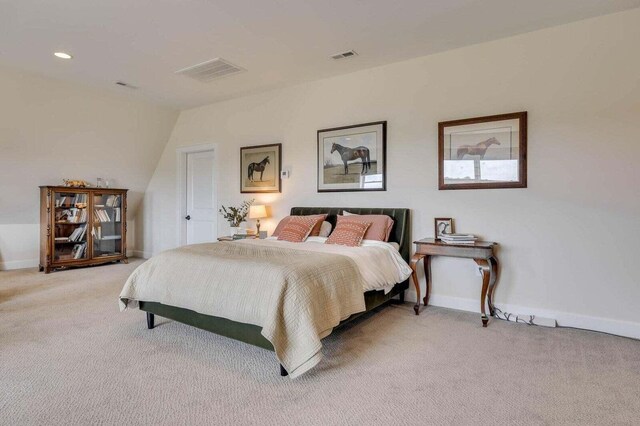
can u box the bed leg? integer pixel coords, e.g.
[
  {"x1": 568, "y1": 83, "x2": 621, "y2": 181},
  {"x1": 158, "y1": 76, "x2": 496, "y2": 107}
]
[
  {"x1": 399, "y1": 290, "x2": 405, "y2": 304},
  {"x1": 280, "y1": 364, "x2": 288, "y2": 377},
  {"x1": 146, "y1": 312, "x2": 155, "y2": 329}
]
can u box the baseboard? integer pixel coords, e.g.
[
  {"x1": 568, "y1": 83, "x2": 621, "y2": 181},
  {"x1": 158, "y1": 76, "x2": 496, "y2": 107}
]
[
  {"x1": 405, "y1": 291, "x2": 640, "y2": 340},
  {"x1": 130, "y1": 250, "x2": 151, "y2": 259},
  {"x1": 1, "y1": 250, "x2": 145, "y2": 270},
  {"x1": 0, "y1": 258, "x2": 39, "y2": 271}
]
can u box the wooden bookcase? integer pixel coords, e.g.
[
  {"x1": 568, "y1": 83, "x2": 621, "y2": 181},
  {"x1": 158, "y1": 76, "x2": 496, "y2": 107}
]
[{"x1": 39, "y1": 186, "x2": 128, "y2": 273}]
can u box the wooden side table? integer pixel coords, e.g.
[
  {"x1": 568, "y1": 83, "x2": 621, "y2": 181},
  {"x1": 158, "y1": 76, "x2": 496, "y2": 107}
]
[{"x1": 410, "y1": 238, "x2": 498, "y2": 327}]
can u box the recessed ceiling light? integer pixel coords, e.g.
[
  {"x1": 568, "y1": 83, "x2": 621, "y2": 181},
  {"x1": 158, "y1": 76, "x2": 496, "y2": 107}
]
[{"x1": 54, "y1": 52, "x2": 72, "y2": 59}]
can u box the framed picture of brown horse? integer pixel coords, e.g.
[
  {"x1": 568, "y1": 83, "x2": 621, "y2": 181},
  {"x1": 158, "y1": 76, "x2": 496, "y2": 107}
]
[
  {"x1": 438, "y1": 111, "x2": 527, "y2": 190},
  {"x1": 240, "y1": 143, "x2": 282, "y2": 193},
  {"x1": 317, "y1": 121, "x2": 386, "y2": 192}
]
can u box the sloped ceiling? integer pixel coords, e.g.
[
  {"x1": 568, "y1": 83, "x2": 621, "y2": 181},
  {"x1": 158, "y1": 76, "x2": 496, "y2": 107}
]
[{"x1": 0, "y1": 65, "x2": 179, "y2": 225}]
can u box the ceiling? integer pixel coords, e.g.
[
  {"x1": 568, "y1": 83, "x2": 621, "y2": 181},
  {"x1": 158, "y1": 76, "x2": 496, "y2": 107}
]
[{"x1": 1, "y1": 0, "x2": 639, "y2": 110}]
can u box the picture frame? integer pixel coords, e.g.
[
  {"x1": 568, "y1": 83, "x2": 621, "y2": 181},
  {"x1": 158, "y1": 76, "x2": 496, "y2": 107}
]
[
  {"x1": 438, "y1": 111, "x2": 527, "y2": 190},
  {"x1": 317, "y1": 121, "x2": 386, "y2": 192},
  {"x1": 434, "y1": 218, "x2": 454, "y2": 239},
  {"x1": 240, "y1": 143, "x2": 282, "y2": 193}
]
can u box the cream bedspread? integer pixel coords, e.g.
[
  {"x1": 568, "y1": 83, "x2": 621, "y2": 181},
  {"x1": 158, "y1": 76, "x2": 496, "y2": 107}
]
[{"x1": 119, "y1": 240, "x2": 368, "y2": 378}]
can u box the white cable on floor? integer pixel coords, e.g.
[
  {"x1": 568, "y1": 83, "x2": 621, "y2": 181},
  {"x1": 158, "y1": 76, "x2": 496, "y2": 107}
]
[{"x1": 493, "y1": 307, "x2": 557, "y2": 328}]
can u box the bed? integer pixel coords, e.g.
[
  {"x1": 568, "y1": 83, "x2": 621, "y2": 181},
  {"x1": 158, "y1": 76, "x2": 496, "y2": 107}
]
[{"x1": 120, "y1": 207, "x2": 411, "y2": 377}]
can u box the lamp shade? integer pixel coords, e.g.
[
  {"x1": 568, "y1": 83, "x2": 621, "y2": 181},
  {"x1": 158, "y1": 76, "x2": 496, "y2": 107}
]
[{"x1": 249, "y1": 205, "x2": 268, "y2": 219}]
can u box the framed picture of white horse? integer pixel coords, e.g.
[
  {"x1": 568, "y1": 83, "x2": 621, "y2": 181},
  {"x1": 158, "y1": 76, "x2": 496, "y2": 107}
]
[
  {"x1": 240, "y1": 143, "x2": 282, "y2": 193},
  {"x1": 439, "y1": 112, "x2": 527, "y2": 190},
  {"x1": 317, "y1": 121, "x2": 386, "y2": 192}
]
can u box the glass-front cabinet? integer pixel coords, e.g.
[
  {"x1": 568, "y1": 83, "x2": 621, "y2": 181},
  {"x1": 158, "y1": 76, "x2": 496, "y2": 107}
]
[
  {"x1": 40, "y1": 186, "x2": 127, "y2": 273},
  {"x1": 92, "y1": 192, "x2": 123, "y2": 258}
]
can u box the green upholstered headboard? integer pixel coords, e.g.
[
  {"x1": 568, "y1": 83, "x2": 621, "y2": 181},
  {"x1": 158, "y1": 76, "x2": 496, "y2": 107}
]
[{"x1": 289, "y1": 207, "x2": 411, "y2": 264}]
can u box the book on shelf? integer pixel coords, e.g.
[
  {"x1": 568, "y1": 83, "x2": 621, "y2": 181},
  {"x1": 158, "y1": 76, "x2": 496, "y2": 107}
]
[
  {"x1": 105, "y1": 195, "x2": 121, "y2": 208},
  {"x1": 91, "y1": 226, "x2": 102, "y2": 240},
  {"x1": 100, "y1": 235, "x2": 121, "y2": 240},
  {"x1": 71, "y1": 243, "x2": 86, "y2": 259},
  {"x1": 68, "y1": 225, "x2": 87, "y2": 242},
  {"x1": 94, "y1": 208, "x2": 111, "y2": 223}
]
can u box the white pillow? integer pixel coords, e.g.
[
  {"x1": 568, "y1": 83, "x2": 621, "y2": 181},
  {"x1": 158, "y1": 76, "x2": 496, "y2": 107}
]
[
  {"x1": 343, "y1": 210, "x2": 356, "y2": 216},
  {"x1": 319, "y1": 221, "x2": 332, "y2": 237}
]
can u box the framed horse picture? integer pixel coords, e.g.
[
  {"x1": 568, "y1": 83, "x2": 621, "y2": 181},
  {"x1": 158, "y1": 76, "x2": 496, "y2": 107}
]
[
  {"x1": 317, "y1": 121, "x2": 386, "y2": 192},
  {"x1": 240, "y1": 143, "x2": 282, "y2": 193},
  {"x1": 438, "y1": 112, "x2": 527, "y2": 190}
]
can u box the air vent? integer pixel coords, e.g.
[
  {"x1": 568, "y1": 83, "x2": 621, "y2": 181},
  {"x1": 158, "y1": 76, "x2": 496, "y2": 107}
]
[
  {"x1": 115, "y1": 81, "x2": 137, "y2": 89},
  {"x1": 330, "y1": 50, "x2": 358, "y2": 60},
  {"x1": 175, "y1": 58, "x2": 245, "y2": 82}
]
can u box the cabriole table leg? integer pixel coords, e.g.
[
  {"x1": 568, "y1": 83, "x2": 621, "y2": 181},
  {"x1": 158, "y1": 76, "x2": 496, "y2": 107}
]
[
  {"x1": 488, "y1": 256, "x2": 499, "y2": 316},
  {"x1": 409, "y1": 253, "x2": 426, "y2": 315},
  {"x1": 474, "y1": 258, "x2": 491, "y2": 327}
]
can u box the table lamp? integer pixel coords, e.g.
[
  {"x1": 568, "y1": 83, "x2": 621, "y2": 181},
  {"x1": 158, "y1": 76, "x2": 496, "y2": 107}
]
[{"x1": 249, "y1": 205, "x2": 268, "y2": 234}]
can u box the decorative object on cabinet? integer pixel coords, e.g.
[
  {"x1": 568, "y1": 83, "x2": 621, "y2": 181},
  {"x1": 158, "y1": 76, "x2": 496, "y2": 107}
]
[
  {"x1": 439, "y1": 111, "x2": 527, "y2": 190},
  {"x1": 63, "y1": 179, "x2": 92, "y2": 188},
  {"x1": 39, "y1": 186, "x2": 128, "y2": 273},
  {"x1": 240, "y1": 143, "x2": 282, "y2": 193},
  {"x1": 248, "y1": 205, "x2": 268, "y2": 234},
  {"x1": 317, "y1": 121, "x2": 386, "y2": 192},
  {"x1": 434, "y1": 217, "x2": 454, "y2": 239},
  {"x1": 410, "y1": 238, "x2": 498, "y2": 327}
]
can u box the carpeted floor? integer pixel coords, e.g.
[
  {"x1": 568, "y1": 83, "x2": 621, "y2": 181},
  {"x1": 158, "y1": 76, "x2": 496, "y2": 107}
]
[{"x1": 1, "y1": 260, "x2": 639, "y2": 425}]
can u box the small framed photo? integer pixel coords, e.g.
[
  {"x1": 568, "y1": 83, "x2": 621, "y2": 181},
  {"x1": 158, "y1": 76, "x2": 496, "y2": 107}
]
[
  {"x1": 439, "y1": 111, "x2": 527, "y2": 190},
  {"x1": 240, "y1": 143, "x2": 282, "y2": 193},
  {"x1": 434, "y1": 218, "x2": 454, "y2": 239},
  {"x1": 317, "y1": 121, "x2": 386, "y2": 192}
]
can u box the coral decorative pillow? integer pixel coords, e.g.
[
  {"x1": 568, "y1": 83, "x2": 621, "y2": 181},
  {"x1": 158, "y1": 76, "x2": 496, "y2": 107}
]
[
  {"x1": 273, "y1": 214, "x2": 327, "y2": 238},
  {"x1": 325, "y1": 220, "x2": 371, "y2": 247},
  {"x1": 340, "y1": 212, "x2": 394, "y2": 242},
  {"x1": 277, "y1": 216, "x2": 319, "y2": 242}
]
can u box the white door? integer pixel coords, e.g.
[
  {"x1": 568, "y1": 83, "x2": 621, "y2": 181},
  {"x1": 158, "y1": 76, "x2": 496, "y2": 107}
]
[{"x1": 185, "y1": 150, "x2": 216, "y2": 244}]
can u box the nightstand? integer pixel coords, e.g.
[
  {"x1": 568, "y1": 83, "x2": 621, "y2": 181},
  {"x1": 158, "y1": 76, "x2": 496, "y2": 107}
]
[{"x1": 410, "y1": 238, "x2": 499, "y2": 327}]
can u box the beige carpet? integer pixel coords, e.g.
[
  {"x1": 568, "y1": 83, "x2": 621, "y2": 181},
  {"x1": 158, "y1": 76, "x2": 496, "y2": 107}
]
[{"x1": 1, "y1": 260, "x2": 639, "y2": 425}]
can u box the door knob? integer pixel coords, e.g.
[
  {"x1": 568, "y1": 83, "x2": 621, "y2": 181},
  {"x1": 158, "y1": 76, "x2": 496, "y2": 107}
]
[{"x1": 185, "y1": 215, "x2": 191, "y2": 220}]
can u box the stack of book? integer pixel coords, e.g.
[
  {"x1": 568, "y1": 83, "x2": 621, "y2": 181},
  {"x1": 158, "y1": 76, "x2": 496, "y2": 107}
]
[
  {"x1": 71, "y1": 243, "x2": 86, "y2": 259},
  {"x1": 94, "y1": 208, "x2": 112, "y2": 222},
  {"x1": 440, "y1": 233, "x2": 478, "y2": 244},
  {"x1": 68, "y1": 225, "x2": 87, "y2": 242},
  {"x1": 232, "y1": 233, "x2": 257, "y2": 240},
  {"x1": 105, "y1": 195, "x2": 121, "y2": 208}
]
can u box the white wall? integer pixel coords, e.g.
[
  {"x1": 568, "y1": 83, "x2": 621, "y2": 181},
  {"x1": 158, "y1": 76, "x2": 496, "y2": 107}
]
[
  {"x1": 0, "y1": 66, "x2": 179, "y2": 269},
  {"x1": 139, "y1": 10, "x2": 640, "y2": 337}
]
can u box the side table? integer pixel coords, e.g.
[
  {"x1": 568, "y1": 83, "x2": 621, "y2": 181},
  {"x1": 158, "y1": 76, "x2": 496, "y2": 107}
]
[{"x1": 410, "y1": 238, "x2": 498, "y2": 327}]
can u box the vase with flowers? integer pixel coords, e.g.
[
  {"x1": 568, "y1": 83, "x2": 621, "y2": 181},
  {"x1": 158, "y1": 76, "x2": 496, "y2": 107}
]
[{"x1": 219, "y1": 199, "x2": 254, "y2": 235}]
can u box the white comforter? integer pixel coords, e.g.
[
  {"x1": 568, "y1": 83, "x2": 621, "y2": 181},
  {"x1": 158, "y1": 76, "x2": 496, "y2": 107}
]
[
  {"x1": 263, "y1": 236, "x2": 411, "y2": 292},
  {"x1": 120, "y1": 238, "x2": 411, "y2": 377}
]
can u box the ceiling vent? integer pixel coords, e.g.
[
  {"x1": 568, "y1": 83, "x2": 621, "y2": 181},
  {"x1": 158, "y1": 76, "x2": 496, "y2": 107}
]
[
  {"x1": 175, "y1": 58, "x2": 245, "y2": 82},
  {"x1": 330, "y1": 50, "x2": 358, "y2": 60}
]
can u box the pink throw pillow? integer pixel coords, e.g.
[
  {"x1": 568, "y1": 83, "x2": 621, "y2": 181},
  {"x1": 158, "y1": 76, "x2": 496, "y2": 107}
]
[
  {"x1": 277, "y1": 216, "x2": 320, "y2": 243},
  {"x1": 338, "y1": 214, "x2": 394, "y2": 242},
  {"x1": 325, "y1": 220, "x2": 371, "y2": 247},
  {"x1": 273, "y1": 214, "x2": 327, "y2": 237}
]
